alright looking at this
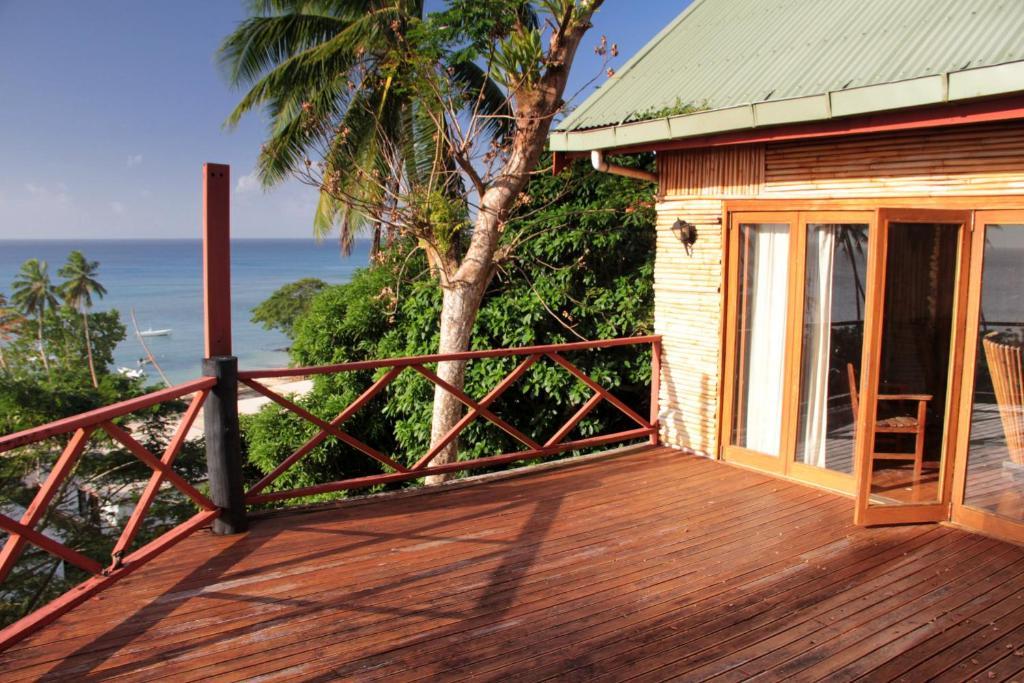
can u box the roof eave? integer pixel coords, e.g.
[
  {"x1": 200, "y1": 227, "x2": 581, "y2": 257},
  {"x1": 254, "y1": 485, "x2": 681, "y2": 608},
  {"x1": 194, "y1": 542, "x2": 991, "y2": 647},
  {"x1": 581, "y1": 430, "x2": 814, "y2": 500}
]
[{"x1": 550, "y1": 60, "x2": 1024, "y2": 153}]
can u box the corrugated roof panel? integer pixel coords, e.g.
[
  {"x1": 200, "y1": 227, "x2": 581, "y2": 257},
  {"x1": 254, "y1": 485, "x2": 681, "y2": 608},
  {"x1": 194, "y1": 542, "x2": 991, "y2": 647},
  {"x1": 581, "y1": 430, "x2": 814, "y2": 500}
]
[{"x1": 559, "y1": 0, "x2": 1024, "y2": 131}]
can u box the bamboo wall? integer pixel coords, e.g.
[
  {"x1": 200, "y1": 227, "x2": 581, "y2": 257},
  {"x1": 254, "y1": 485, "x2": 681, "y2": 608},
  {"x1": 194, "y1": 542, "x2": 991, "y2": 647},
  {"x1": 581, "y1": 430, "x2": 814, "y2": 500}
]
[
  {"x1": 654, "y1": 199, "x2": 725, "y2": 455},
  {"x1": 653, "y1": 120, "x2": 1024, "y2": 456}
]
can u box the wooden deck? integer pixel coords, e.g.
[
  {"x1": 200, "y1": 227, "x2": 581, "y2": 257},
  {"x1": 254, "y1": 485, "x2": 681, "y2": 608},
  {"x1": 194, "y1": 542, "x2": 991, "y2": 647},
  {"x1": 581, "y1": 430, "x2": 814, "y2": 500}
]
[{"x1": 4, "y1": 446, "x2": 1024, "y2": 681}]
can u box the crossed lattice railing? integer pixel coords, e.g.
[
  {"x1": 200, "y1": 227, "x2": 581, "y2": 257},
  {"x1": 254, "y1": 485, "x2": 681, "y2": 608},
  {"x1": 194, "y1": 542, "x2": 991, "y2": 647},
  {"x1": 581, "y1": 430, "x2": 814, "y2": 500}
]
[
  {"x1": 239, "y1": 335, "x2": 661, "y2": 504},
  {"x1": 0, "y1": 335, "x2": 661, "y2": 651},
  {"x1": 0, "y1": 378, "x2": 218, "y2": 649}
]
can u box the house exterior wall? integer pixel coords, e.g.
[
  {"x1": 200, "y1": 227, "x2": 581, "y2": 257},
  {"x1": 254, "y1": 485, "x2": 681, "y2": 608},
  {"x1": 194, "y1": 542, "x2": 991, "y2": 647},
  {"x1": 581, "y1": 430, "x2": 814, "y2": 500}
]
[{"x1": 652, "y1": 120, "x2": 1024, "y2": 456}]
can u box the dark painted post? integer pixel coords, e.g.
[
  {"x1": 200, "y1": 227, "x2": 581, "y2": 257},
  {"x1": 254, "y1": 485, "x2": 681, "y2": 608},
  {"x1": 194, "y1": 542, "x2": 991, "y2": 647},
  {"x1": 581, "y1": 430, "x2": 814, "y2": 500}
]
[{"x1": 201, "y1": 163, "x2": 247, "y2": 534}]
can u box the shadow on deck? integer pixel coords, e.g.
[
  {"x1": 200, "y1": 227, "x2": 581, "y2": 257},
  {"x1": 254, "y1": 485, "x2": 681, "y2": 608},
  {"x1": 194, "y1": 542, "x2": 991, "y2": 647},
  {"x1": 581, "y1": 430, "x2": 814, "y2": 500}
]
[{"x1": 4, "y1": 445, "x2": 1024, "y2": 681}]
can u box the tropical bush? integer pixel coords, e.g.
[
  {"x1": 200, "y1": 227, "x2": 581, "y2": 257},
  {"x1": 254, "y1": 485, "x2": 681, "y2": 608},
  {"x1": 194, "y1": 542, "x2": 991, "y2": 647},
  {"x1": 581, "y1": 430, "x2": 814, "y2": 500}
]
[{"x1": 242, "y1": 158, "x2": 656, "y2": 501}]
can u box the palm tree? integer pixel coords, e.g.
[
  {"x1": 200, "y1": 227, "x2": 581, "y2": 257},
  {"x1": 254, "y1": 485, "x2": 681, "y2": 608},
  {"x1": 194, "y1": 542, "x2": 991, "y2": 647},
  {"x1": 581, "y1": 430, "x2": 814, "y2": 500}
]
[
  {"x1": 0, "y1": 292, "x2": 24, "y2": 371},
  {"x1": 11, "y1": 259, "x2": 59, "y2": 375},
  {"x1": 59, "y1": 251, "x2": 107, "y2": 388},
  {"x1": 221, "y1": 1, "x2": 599, "y2": 480},
  {"x1": 218, "y1": 0, "x2": 504, "y2": 254}
]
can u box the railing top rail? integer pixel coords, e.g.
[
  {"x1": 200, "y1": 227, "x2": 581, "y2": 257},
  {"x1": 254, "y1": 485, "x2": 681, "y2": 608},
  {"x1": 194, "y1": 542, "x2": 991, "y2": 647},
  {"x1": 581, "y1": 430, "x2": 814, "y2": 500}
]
[
  {"x1": 239, "y1": 335, "x2": 662, "y2": 380},
  {"x1": 0, "y1": 377, "x2": 215, "y2": 453}
]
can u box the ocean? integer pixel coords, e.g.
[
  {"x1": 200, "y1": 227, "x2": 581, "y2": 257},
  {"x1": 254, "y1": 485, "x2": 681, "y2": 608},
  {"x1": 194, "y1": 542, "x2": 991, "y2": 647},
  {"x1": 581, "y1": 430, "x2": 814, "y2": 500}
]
[{"x1": 0, "y1": 239, "x2": 370, "y2": 384}]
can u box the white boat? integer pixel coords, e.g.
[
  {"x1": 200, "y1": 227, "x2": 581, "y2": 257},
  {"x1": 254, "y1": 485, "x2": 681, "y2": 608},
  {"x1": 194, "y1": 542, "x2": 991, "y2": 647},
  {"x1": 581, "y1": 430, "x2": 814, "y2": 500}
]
[
  {"x1": 117, "y1": 367, "x2": 146, "y2": 379},
  {"x1": 138, "y1": 328, "x2": 172, "y2": 337}
]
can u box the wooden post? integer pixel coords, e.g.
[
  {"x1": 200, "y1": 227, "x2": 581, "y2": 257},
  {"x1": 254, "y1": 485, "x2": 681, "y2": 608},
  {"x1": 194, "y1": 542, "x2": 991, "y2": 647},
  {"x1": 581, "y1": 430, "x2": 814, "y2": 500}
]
[
  {"x1": 203, "y1": 163, "x2": 231, "y2": 358},
  {"x1": 201, "y1": 163, "x2": 246, "y2": 534},
  {"x1": 203, "y1": 356, "x2": 246, "y2": 533},
  {"x1": 650, "y1": 337, "x2": 661, "y2": 445}
]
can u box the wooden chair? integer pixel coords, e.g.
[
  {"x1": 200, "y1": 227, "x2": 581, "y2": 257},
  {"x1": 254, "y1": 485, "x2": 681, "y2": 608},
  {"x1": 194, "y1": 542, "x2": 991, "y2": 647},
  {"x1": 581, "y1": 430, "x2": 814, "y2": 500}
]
[
  {"x1": 847, "y1": 363, "x2": 932, "y2": 479},
  {"x1": 982, "y1": 333, "x2": 1024, "y2": 466}
]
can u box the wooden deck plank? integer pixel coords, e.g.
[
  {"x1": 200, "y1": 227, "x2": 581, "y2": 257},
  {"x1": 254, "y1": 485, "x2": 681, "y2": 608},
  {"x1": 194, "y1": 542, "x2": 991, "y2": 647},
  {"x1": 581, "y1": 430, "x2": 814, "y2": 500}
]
[
  {"x1": 4, "y1": 450, "x2": 740, "y2": 672},
  {"x1": 1, "y1": 445, "x2": 1023, "y2": 681}
]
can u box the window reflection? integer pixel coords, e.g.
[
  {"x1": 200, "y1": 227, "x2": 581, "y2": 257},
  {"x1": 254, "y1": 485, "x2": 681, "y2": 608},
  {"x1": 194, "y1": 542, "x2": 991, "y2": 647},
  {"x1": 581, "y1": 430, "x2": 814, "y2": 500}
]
[
  {"x1": 964, "y1": 225, "x2": 1024, "y2": 520},
  {"x1": 795, "y1": 224, "x2": 868, "y2": 473}
]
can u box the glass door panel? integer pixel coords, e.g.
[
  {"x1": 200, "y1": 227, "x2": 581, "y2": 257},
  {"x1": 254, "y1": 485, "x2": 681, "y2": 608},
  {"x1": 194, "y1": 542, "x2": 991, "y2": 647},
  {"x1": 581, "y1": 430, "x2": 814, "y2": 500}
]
[
  {"x1": 794, "y1": 223, "x2": 869, "y2": 476},
  {"x1": 962, "y1": 223, "x2": 1024, "y2": 522},
  {"x1": 855, "y1": 209, "x2": 970, "y2": 525},
  {"x1": 729, "y1": 221, "x2": 791, "y2": 458}
]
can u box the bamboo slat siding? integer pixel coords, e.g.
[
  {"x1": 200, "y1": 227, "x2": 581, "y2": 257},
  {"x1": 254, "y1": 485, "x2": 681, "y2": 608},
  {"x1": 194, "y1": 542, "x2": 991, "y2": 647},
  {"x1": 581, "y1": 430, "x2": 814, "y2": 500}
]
[
  {"x1": 654, "y1": 198, "x2": 723, "y2": 456},
  {"x1": 763, "y1": 122, "x2": 1024, "y2": 197},
  {"x1": 659, "y1": 145, "x2": 765, "y2": 197},
  {"x1": 653, "y1": 120, "x2": 1024, "y2": 458}
]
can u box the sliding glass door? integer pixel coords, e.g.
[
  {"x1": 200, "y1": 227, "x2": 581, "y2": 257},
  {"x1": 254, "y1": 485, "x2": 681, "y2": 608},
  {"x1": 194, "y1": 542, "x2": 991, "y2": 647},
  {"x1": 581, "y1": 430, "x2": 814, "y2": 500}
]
[
  {"x1": 853, "y1": 209, "x2": 971, "y2": 526},
  {"x1": 953, "y1": 212, "x2": 1024, "y2": 540},
  {"x1": 724, "y1": 211, "x2": 871, "y2": 491},
  {"x1": 728, "y1": 217, "x2": 792, "y2": 461},
  {"x1": 791, "y1": 220, "x2": 869, "y2": 489}
]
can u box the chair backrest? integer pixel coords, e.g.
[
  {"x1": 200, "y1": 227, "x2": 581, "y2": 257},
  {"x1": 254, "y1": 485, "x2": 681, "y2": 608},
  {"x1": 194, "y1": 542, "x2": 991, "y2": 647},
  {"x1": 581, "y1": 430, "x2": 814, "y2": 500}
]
[
  {"x1": 982, "y1": 333, "x2": 1024, "y2": 465},
  {"x1": 847, "y1": 362, "x2": 859, "y2": 417}
]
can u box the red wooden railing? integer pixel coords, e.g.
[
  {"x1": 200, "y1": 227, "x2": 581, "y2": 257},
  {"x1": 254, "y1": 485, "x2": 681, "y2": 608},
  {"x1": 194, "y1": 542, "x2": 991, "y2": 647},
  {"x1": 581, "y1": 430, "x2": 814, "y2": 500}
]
[
  {"x1": 0, "y1": 378, "x2": 218, "y2": 650},
  {"x1": 240, "y1": 335, "x2": 661, "y2": 504},
  {"x1": 0, "y1": 334, "x2": 660, "y2": 650}
]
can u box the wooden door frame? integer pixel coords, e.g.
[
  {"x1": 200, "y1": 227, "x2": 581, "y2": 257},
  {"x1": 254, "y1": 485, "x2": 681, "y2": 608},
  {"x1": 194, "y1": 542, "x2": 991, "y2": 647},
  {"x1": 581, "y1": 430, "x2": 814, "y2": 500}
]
[
  {"x1": 721, "y1": 211, "x2": 798, "y2": 475},
  {"x1": 852, "y1": 208, "x2": 973, "y2": 525},
  {"x1": 721, "y1": 209, "x2": 872, "y2": 493},
  {"x1": 950, "y1": 210, "x2": 1024, "y2": 543}
]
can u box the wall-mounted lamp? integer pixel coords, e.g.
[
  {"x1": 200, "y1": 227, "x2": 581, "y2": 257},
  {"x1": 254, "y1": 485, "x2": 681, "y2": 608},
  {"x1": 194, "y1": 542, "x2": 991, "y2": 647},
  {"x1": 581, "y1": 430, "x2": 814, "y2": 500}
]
[{"x1": 671, "y1": 219, "x2": 698, "y2": 256}]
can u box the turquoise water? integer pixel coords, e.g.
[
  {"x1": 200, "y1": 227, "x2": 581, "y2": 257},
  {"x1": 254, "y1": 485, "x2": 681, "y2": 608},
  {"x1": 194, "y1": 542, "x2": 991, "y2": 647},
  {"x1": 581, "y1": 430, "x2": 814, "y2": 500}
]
[{"x1": 0, "y1": 239, "x2": 369, "y2": 383}]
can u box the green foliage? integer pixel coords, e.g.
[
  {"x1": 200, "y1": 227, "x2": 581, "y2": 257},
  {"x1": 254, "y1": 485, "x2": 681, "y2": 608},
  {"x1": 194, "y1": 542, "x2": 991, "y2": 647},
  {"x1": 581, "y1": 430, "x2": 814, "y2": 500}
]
[
  {"x1": 492, "y1": 25, "x2": 544, "y2": 91},
  {"x1": 218, "y1": 0, "x2": 432, "y2": 251},
  {"x1": 242, "y1": 158, "x2": 656, "y2": 503},
  {"x1": 251, "y1": 277, "x2": 328, "y2": 338},
  {"x1": 0, "y1": 255, "x2": 207, "y2": 628},
  {"x1": 632, "y1": 97, "x2": 708, "y2": 122},
  {"x1": 58, "y1": 251, "x2": 107, "y2": 310},
  {"x1": 408, "y1": 187, "x2": 470, "y2": 255},
  {"x1": 10, "y1": 259, "x2": 59, "y2": 320}
]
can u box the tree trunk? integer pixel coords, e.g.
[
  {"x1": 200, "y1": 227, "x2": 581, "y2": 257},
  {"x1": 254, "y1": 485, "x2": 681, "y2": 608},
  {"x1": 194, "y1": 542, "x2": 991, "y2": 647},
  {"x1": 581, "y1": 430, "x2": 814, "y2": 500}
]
[
  {"x1": 424, "y1": 280, "x2": 488, "y2": 485},
  {"x1": 420, "y1": 1, "x2": 601, "y2": 483},
  {"x1": 82, "y1": 310, "x2": 98, "y2": 388},
  {"x1": 37, "y1": 316, "x2": 49, "y2": 376}
]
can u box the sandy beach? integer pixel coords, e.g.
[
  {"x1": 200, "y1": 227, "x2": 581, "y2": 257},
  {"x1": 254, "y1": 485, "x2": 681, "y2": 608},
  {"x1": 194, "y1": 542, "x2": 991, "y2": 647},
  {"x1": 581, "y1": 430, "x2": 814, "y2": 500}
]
[{"x1": 186, "y1": 375, "x2": 313, "y2": 440}]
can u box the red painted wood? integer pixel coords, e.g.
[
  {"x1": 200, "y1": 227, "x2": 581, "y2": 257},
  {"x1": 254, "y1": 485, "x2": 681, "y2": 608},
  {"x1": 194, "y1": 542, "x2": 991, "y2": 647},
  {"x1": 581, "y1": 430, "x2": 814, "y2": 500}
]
[
  {"x1": 0, "y1": 513, "x2": 103, "y2": 576},
  {"x1": 411, "y1": 364, "x2": 542, "y2": 451},
  {"x1": 245, "y1": 427, "x2": 655, "y2": 504},
  {"x1": 245, "y1": 338, "x2": 659, "y2": 505},
  {"x1": 246, "y1": 367, "x2": 404, "y2": 496},
  {"x1": 0, "y1": 335, "x2": 658, "y2": 654},
  {"x1": 546, "y1": 352, "x2": 652, "y2": 429},
  {"x1": 240, "y1": 378, "x2": 410, "y2": 474},
  {"x1": 203, "y1": 163, "x2": 231, "y2": 358},
  {"x1": 544, "y1": 392, "x2": 603, "y2": 447},
  {"x1": 240, "y1": 335, "x2": 661, "y2": 379},
  {"x1": 0, "y1": 427, "x2": 93, "y2": 583},
  {"x1": 0, "y1": 509, "x2": 218, "y2": 653},
  {"x1": 0, "y1": 377, "x2": 215, "y2": 452},
  {"x1": 410, "y1": 354, "x2": 540, "y2": 471},
  {"x1": 110, "y1": 389, "x2": 209, "y2": 563},
  {"x1": 100, "y1": 421, "x2": 217, "y2": 511},
  {"x1": 650, "y1": 337, "x2": 661, "y2": 445}
]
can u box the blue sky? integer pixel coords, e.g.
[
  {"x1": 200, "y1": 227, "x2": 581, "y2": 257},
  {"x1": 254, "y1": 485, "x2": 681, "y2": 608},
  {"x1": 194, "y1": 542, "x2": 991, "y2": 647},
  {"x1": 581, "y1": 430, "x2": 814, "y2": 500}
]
[{"x1": 0, "y1": 1, "x2": 686, "y2": 239}]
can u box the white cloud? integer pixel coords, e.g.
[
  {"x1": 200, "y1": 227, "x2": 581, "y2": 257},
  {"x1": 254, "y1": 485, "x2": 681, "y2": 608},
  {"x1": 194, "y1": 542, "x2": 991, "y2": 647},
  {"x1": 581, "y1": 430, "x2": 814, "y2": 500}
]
[
  {"x1": 110, "y1": 201, "x2": 126, "y2": 215},
  {"x1": 24, "y1": 182, "x2": 70, "y2": 204},
  {"x1": 126, "y1": 154, "x2": 143, "y2": 168},
  {"x1": 235, "y1": 171, "x2": 261, "y2": 194}
]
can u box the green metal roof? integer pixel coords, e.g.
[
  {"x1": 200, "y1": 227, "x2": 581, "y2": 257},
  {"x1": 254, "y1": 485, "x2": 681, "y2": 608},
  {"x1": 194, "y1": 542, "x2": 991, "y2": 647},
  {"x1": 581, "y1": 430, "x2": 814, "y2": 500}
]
[{"x1": 551, "y1": 0, "x2": 1024, "y2": 151}]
